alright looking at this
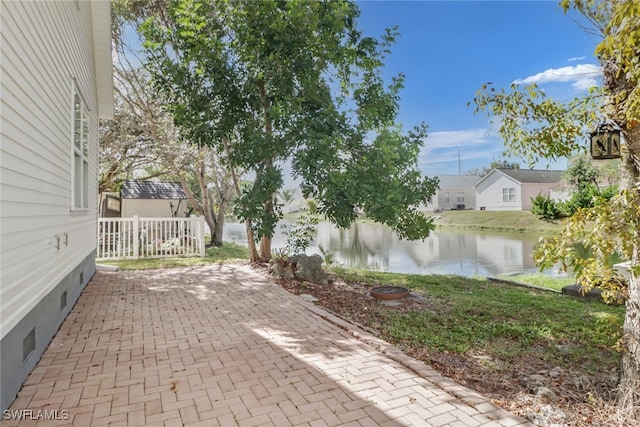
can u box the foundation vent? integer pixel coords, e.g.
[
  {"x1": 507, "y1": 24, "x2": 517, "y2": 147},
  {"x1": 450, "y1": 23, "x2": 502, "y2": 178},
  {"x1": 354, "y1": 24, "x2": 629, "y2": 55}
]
[{"x1": 23, "y1": 328, "x2": 35, "y2": 363}]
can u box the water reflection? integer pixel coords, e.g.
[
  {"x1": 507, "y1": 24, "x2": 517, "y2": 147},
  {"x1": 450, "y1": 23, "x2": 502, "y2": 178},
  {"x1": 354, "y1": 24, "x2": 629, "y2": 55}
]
[{"x1": 222, "y1": 220, "x2": 543, "y2": 277}]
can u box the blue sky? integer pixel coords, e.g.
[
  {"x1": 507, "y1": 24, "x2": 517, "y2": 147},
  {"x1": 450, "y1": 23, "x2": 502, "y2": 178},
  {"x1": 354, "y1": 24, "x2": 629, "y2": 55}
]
[{"x1": 355, "y1": 0, "x2": 603, "y2": 176}]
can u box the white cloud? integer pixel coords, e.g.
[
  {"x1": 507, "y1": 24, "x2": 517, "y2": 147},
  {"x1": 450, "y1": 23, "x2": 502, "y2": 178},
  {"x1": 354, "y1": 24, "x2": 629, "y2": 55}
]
[
  {"x1": 567, "y1": 56, "x2": 586, "y2": 62},
  {"x1": 421, "y1": 129, "x2": 491, "y2": 152},
  {"x1": 513, "y1": 63, "x2": 601, "y2": 91},
  {"x1": 418, "y1": 129, "x2": 503, "y2": 175}
]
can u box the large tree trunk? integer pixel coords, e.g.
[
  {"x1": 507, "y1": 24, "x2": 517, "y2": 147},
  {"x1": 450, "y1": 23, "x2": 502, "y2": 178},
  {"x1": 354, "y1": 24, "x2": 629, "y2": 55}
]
[
  {"x1": 617, "y1": 125, "x2": 640, "y2": 420},
  {"x1": 177, "y1": 172, "x2": 221, "y2": 247},
  {"x1": 620, "y1": 266, "x2": 640, "y2": 420},
  {"x1": 222, "y1": 136, "x2": 259, "y2": 262},
  {"x1": 257, "y1": 80, "x2": 275, "y2": 263},
  {"x1": 260, "y1": 235, "x2": 272, "y2": 262},
  {"x1": 259, "y1": 196, "x2": 274, "y2": 261},
  {"x1": 212, "y1": 208, "x2": 225, "y2": 247},
  {"x1": 245, "y1": 220, "x2": 259, "y2": 262},
  {"x1": 205, "y1": 216, "x2": 217, "y2": 246}
]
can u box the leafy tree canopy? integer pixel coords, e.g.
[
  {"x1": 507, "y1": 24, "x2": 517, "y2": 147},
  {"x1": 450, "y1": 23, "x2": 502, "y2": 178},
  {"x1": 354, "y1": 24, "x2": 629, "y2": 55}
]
[
  {"x1": 466, "y1": 159, "x2": 521, "y2": 177},
  {"x1": 138, "y1": 0, "x2": 438, "y2": 259},
  {"x1": 564, "y1": 154, "x2": 599, "y2": 189}
]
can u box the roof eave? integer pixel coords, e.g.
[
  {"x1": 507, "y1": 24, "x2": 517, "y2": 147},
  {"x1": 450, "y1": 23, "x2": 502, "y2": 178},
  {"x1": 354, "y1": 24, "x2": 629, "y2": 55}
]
[{"x1": 91, "y1": 1, "x2": 114, "y2": 119}]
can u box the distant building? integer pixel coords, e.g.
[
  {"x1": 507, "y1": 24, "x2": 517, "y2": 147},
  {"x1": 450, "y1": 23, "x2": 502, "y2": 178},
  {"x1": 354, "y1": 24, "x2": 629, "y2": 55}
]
[
  {"x1": 119, "y1": 180, "x2": 189, "y2": 218},
  {"x1": 474, "y1": 168, "x2": 565, "y2": 211},
  {"x1": 422, "y1": 175, "x2": 479, "y2": 211}
]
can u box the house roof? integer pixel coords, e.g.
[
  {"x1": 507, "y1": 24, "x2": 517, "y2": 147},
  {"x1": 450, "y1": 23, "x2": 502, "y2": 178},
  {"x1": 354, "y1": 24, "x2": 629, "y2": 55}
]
[
  {"x1": 498, "y1": 168, "x2": 564, "y2": 183},
  {"x1": 435, "y1": 175, "x2": 480, "y2": 189},
  {"x1": 121, "y1": 181, "x2": 188, "y2": 199},
  {"x1": 473, "y1": 168, "x2": 564, "y2": 188}
]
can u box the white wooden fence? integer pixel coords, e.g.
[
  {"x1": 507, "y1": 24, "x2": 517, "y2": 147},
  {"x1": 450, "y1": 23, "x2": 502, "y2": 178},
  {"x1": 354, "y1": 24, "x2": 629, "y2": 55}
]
[{"x1": 97, "y1": 216, "x2": 206, "y2": 260}]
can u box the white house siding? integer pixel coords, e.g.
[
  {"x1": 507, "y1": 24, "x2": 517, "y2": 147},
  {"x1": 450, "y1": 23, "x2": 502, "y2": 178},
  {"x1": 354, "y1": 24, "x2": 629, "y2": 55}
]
[
  {"x1": 435, "y1": 188, "x2": 476, "y2": 211},
  {"x1": 475, "y1": 173, "x2": 522, "y2": 211},
  {"x1": 550, "y1": 189, "x2": 570, "y2": 202},
  {"x1": 0, "y1": 0, "x2": 112, "y2": 410},
  {"x1": 420, "y1": 175, "x2": 478, "y2": 211}
]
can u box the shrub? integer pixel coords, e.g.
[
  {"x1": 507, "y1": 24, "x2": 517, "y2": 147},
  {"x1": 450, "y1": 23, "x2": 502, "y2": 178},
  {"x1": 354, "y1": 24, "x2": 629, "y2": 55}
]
[
  {"x1": 598, "y1": 185, "x2": 619, "y2": 202},
  {"x1": 531, "y1": 193, "x2": 560, "y2": 220},
  {"x1": 280, "y1": 210, "x2": 319, "y2": 256},
  {"x1": 560, "y1": 184, "x2": 618, "y2": 216}
]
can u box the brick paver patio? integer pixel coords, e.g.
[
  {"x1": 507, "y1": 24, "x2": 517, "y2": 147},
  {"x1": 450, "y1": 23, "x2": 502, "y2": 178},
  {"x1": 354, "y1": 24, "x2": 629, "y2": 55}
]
[{"x1": 1, "y1": 264, "x2": 531, "y2": 426}]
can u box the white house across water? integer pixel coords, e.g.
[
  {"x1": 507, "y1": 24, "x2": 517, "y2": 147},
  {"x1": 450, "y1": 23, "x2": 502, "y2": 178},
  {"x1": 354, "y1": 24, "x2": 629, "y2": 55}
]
[{"x1": 474, "y1": 168, "x2": 565, "y2": 211}]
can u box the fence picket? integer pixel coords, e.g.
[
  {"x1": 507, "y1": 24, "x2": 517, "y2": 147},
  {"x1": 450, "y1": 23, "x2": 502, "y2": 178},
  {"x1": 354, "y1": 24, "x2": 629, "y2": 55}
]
[{"x1": 97, "y1": 216, "x2": 206, "y2": 260}]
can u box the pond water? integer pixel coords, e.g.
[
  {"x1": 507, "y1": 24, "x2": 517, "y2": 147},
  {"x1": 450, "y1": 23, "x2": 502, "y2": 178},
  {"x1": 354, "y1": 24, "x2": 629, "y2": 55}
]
[{"x1": 222, "y1": 220, "x2": 561, "y2": 278}]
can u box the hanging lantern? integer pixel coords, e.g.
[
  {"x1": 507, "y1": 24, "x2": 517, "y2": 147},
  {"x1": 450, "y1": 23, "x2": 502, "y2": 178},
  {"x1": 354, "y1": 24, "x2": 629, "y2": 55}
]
[{"x1": 590, "y1": 123, "x2": 621, "y2": 160}]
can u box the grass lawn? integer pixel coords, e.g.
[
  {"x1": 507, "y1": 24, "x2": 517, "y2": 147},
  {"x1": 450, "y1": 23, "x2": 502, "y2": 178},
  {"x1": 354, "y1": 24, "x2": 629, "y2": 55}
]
[
  {"x1": 496, "y1": 273, "x2": 575, "y2": 291},
  {"x1": 98, "y1": 242, "x2": 250, "y2": 270},
  {"x1": 434, "y1": 210, "x2": 564, "y2": 234},
  {"x1": 330, "y1": 267, "x2": 623, "y2": 373}
]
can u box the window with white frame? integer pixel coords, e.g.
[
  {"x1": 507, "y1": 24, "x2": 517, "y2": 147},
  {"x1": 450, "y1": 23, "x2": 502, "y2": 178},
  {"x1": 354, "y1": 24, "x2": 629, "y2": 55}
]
[
  {"x1": 72, "y1": 85, "x2": 89, "y2": 210},
  {"x1": 456, "y1": 192, "x2": 465, "y2": 203},
  {"x1": 444, "y1": 192, "x2": 450, "y2": 203},
  {"x1": 502, "y1": 187, "x2": 516, "y2": 202}
]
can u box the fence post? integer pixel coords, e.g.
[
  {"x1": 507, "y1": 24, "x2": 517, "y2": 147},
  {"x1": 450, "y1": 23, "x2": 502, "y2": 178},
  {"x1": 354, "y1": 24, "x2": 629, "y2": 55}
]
[
  {"x1": 198, "y1": 216, "x2": 205, "y2": 257},
  {"x1": 133, "y1": 215, "x2": 139, "y2": 259},
  {"x1": 97, "y1": 219, "x2": 101, "y2": 259}
]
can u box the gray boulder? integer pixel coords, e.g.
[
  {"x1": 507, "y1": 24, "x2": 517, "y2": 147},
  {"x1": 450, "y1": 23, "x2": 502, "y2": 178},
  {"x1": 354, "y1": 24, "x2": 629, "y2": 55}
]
[{"x1": 289, "y1": 253, "x2": 329, "y2": 285}]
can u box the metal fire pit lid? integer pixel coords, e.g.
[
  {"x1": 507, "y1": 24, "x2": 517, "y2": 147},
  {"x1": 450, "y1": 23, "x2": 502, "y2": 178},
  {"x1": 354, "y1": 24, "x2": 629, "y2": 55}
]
[{"x1": 370, "y1": 286, "x2": 410, "y2": 300}]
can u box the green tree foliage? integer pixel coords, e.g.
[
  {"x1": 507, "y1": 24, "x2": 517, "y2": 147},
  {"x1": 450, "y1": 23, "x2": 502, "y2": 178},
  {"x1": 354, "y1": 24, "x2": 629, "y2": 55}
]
[
  {"x1": 139, "y1": 0, "x2": 438, "y2": 261},
  {"x1": 596, "y1": 158, "x2": 622, "y2": 185},
  {"x1": 106, "y1": 1, "x2": 238, "y2": 247},
  {"x1": 564, "y1": 155, "x2": 599, "y2": 189},
  {"x1": 473, "y1": 1, "x2": 640, "y2": 420},
  {"x1": 281, "y1": 211, "x2": 320, "y2": 257},
  {"x1": 466, "y1": 159, "x2": 521, "y2": 177},
  {"x1": 558, "y1": 155, "x2": 602, "y2": 216},
  {"x1": 278, "y1": 188, "x2": 297, "y2": 214}
]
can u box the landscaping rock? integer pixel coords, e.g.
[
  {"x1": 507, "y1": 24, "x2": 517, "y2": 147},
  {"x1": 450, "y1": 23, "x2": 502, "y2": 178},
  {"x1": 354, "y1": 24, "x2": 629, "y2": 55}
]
[
  {"x1": 299, "y1": 294, "x2": 319, "y2": 303},
  {"x1": 526, "y1": 374, "x2": 548, "y2": 389},
  {"x1": 289, "y1": 254, "x2": 329, "y2": 285},
  {"x1": 269, "y1": 261, "x2": 295, "y2": 279},
  {"x1": 534, "y1": 386, "x2": 556, "y2": 400},
  {"x1": 525, "y1": 404, "x2": 567, "y2": 427},
  {"x1": 549, "y1": 366, "x2": 565, "y2": 379},
  {"x1": 409, "y1": 293, "x2": 428, "y2": 303}
]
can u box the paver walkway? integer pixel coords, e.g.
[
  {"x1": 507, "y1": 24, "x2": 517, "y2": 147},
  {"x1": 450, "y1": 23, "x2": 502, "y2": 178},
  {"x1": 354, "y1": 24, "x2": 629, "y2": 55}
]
[{"x1": 2, "y1": 264, "x2": 531, "y2": 427}]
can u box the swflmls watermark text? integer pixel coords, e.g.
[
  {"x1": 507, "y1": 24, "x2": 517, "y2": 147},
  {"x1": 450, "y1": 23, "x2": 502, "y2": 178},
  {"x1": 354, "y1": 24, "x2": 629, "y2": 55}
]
[{"x1": 2, "y1": 409, "x2": 70, "y2": 421}]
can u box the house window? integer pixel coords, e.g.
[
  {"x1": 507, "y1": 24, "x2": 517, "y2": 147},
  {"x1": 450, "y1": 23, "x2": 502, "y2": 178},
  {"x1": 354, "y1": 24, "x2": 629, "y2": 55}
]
[
  {"x1": 456, "y1": 192, "x2": 465, "y2": 203},
  {"x1": 502, "y1": 187, "x2": 516, "y2": 202},
  {"x1": 72, "y1": 85, "x2": 89, "y2": 210},
  {"x1": 444, "y1": 192, "x2": 450, "y2": 203}
]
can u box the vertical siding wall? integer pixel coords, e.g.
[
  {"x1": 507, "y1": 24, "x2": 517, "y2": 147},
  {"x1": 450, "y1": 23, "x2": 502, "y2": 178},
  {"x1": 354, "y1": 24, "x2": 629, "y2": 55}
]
[
  {"x1": 521, "y1": 183, "x2": 557, "y2": 210},
  {"x1": 475, "y1": 173, "x2": 522, "y2": 211},
  {"x1": 0, "y1": 1, "x2": 99, "y2": 351},
  {"x1": 121, "y1": 199, "x2": 189, "y2": 218}
]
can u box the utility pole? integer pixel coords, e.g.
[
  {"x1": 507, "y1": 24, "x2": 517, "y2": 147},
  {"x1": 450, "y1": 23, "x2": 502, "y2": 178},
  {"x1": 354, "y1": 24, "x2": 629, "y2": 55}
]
[{"x1": 458, "y1": 150, "x2": 461, "y2": 175}]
